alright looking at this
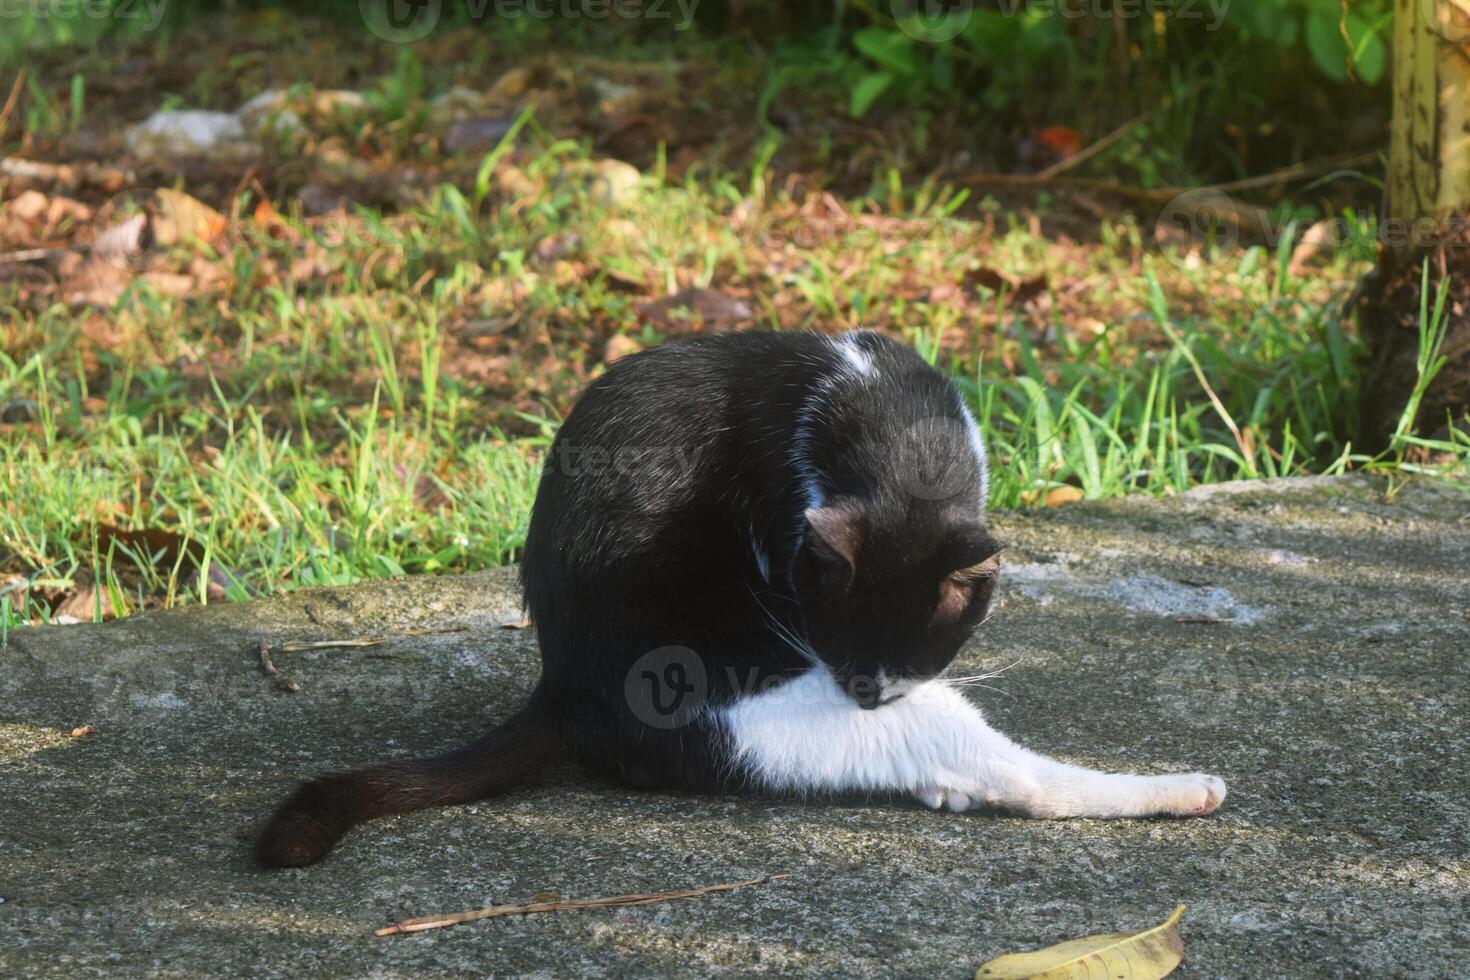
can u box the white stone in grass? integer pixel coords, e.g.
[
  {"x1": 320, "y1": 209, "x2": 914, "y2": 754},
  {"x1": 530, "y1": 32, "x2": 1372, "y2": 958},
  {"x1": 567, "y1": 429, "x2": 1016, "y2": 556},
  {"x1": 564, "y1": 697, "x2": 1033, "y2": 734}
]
[
  {"x1": 125, "y1": 110, "x2": 258, "y2": 163},
  {"x1": 238, "y1": 90, "x2": 304, "y2": 143},
  {"x1": 588, "y1": 159, "x2": 642, "y2": 208}
]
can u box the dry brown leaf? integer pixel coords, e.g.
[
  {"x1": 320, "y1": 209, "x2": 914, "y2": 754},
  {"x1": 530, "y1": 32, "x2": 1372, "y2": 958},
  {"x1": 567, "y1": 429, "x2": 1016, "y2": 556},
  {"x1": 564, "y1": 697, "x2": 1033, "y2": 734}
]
[
  {"x1": 150, "y1": 189, "x2": 227, "y2": 248},
  {"x1": 96, "y1": 524, "x2": 201, "y2": 571},
  {"x1": 637, "y1": 286, "x2": 753, "y2": 334},
  {"x1": 53, "y1": 583, "x2": 119, "y2": 623},
  {"x1": 604, "y1": 333, "x2": 642, "y2": 362},
  {"x1": 5, "y1": 189, "x2": 52, "y2": 226},
  {"x1": 139, "y1": 271, "x2": 196, "y2": 297},
  {"x1": 90, "y1": 524, "x2": 242, "y2": 598},
  {"x1": 59, "y1": 253, "x2": 131, "y2": 307},
  {"x1": 488, "y1": 66, "x2": 533, "y2": 102},
  {"x1": 599, "y1": 266, "x2": 645, "y2": 293},
  {"x1": 964, "y1": 266, "x2": 1049, "y2": 305},
  {"x1": 965, "y1": 266, "x2": 1008, "y2": 293}
]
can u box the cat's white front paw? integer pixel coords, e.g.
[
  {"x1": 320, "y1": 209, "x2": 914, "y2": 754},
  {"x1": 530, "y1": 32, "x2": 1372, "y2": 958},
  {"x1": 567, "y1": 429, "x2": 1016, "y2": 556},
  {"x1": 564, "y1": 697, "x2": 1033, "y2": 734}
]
[
  {"x1": 913, "y1": 786, "x2": 977, "y2": 813},
  {"x1": 1153, "y1": 772, "x2": 1227, "y2": 816}
]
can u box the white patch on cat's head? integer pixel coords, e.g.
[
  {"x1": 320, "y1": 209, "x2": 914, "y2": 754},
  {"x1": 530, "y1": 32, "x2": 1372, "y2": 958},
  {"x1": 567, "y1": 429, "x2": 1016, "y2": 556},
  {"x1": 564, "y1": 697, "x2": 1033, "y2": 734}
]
[
  {"x1": 833, "y1": 334, "x2": 878, "y2": 379},
  {"x1": 955, "y1": 396, "x2": 989, "y2": 509}
]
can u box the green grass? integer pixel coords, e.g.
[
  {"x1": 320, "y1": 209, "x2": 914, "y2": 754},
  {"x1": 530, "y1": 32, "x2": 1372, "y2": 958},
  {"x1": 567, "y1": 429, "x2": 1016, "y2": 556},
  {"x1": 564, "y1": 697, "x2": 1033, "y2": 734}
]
[
  {"x1": 2, "y1": 132, "x2": 1465, "y2": 629},
  {"x1": 0, "y1": 357, "x2": 541, "y2": 623}
]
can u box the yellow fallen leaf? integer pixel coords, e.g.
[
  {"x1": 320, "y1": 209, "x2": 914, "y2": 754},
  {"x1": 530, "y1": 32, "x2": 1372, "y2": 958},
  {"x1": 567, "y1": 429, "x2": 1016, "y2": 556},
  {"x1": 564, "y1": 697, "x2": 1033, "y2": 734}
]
[
  {"x1": 151, "y1": 188, "x2": 227, "y2": 248},
  {"x1": 976, "y1": 905, "x2": 1186, "y2": 980},
  {"x1": 1043, "y1": 485, "x2": 1085, "y2": 508},
  {"x1": 1018, "y1": 485, "x2": 1084, "y2": 508}
]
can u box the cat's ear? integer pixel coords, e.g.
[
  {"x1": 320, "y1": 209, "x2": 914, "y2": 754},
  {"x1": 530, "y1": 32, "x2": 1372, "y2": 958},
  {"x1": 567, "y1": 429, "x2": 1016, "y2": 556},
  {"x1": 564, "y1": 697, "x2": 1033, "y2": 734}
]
[
  {"x1": 937, "y1": 532, "x2": 1003, "y2": 619},
  {"x1": 800, "y1": 505, "x2": 864, "y2": 591},
  {"x1": 949, "y1": 533, "x2": 1004, "y2": 580}
]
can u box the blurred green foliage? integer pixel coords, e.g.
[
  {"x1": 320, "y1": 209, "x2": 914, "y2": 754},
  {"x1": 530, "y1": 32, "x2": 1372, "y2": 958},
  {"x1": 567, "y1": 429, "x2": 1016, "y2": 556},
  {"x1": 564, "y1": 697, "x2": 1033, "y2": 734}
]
[{"x1": 3, "y1": 0, "x2": 1390, "y2": 186}]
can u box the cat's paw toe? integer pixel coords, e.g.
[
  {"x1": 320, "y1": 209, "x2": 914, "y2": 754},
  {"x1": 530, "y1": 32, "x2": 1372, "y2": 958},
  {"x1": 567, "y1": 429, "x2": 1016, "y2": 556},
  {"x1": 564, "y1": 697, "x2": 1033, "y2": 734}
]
[
  {"x1": 914, "y1": 786, "x2": 946, "y2": 810},
  {"x1": 943, "y1": 790, "x2": 975, "y2": 813},
  {"x1": 914, "y1": 786, "x2": 976, "y2": 813},
  {"x1": 1173, "y1": 773, "x2": 1227, "y2": 816}
]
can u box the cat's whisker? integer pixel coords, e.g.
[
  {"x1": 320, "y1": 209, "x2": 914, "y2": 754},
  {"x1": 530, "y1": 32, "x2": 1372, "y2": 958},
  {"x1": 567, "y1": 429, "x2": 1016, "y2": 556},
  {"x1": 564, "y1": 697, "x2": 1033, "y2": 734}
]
[
  {"x1": 942, "y1": 657, "x2": 1025, "y2": 685},
  {"x1": 747, "y1": 583, "x2": 821, "y2": 667}
]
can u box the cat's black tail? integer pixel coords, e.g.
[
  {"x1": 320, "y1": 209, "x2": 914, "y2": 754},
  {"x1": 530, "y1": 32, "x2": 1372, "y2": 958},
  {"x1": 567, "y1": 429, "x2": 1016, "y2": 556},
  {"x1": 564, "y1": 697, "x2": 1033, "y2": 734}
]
[{"x1": 256, "y1": 691, "x2": 560, "y2": 868}]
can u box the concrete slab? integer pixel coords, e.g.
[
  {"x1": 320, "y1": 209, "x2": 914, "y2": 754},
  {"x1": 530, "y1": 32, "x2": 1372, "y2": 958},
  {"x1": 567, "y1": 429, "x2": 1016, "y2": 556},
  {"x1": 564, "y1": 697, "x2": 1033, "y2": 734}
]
[{"x1": 3, "y1": 475, "x2": 1467, "y2": 977}]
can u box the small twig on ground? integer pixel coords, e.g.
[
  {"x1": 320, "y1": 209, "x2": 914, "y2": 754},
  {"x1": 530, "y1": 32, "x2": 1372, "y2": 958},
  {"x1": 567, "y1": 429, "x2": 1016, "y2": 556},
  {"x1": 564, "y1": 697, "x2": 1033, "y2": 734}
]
[
  {"x1": 1208, "y1": 150, "x2": 1377, "y2": 194},
  {"x1": 0, "y1": 246, "x2": 72, "y2": 265},
  {"x1": 1176, "y1": 615, "x2": 1232, "y2": 624},
  {"x1": 0, "y1": 69, "x2": 25, "y2": 139},
  {"x1": 376, "y1": 873, "x2": 794, "y2": 936},
  {"x1": 0, "y1": 156, "x2": 134, "y2": 191},
  {"x1": 258, "y1": 638, "x2": 299, "y2": 692},
  {"x1": 278, "y1": 626, "x2": 469, "y2": 652},
  {"x1": 1033, "y1": 112, "x2": 1146, "y2": 181},
  {"x1": 280, "y1": 638, "x2": 385, "y2": 652},
  {"x1": 955, "y1": 150, "x2": 1379, "y2": 210}
]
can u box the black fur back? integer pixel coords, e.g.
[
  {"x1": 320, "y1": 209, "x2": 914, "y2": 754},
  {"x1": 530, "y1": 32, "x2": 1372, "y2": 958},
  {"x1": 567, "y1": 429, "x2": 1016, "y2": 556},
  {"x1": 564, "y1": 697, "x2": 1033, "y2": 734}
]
[{"x1": 522, "y1": 330, "x2": 995, "y2": 784}]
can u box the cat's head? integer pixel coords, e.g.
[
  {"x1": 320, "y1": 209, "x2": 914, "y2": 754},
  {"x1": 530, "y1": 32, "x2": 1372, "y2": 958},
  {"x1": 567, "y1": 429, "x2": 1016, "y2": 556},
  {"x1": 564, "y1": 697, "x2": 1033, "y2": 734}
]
[{"x1": 791, "y1": 500, "x2": 1002, "y2": 708}]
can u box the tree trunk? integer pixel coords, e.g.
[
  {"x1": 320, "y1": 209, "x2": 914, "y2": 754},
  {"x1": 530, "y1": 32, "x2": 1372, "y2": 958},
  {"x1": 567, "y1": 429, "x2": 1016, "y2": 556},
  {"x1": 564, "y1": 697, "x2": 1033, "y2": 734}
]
[{"x1": 1356, "y1": 0, "x2": 1470, "y2": 449}]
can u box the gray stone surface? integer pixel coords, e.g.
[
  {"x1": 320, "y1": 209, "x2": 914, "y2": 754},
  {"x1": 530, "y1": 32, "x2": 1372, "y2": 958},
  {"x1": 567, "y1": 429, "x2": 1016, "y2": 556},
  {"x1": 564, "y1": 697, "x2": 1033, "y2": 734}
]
[{"x1": 2, "y1": 475, "x2": 1468, "y2": 978}]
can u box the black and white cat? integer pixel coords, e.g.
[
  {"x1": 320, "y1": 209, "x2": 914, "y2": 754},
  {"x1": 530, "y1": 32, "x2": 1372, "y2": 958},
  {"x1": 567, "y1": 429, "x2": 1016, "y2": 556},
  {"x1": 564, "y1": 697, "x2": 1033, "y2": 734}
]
[{"x1": 257, "y1": 330, "x2": 1225, "y2": 867}]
